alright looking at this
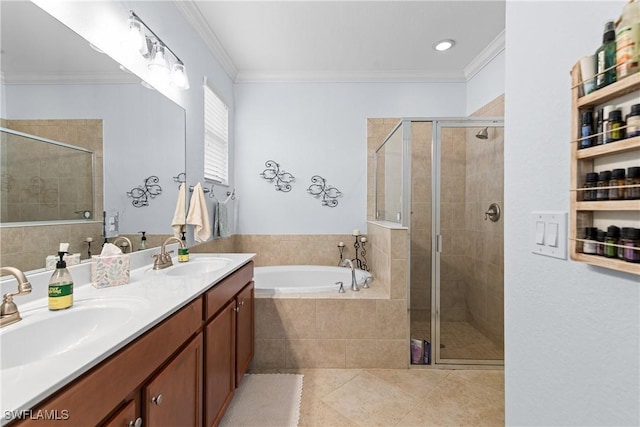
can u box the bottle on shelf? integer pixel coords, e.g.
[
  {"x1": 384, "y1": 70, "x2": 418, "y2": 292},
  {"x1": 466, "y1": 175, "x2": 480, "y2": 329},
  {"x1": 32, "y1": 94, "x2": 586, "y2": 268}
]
[
  {"x1": 605, "y1": 226, "x2": 620, "y2": 258},
  {"x1": 580, "y1": 111, "x2": 595, "y2": 149},
  {"x1": 615, "y1": 0, "x2": 640, "y2": 80},
  {"x1": 609, "y1": 168, "x2": 626, "y2": 200},
  {"x1": 626, "y1": 103, "x2": 640, "y2": 138},
  {"x1": 626, "y1": 166, "x2": 640, "y2": 199},
  {"x1": 583, "y1": 172, "x2": 599, "y2": 201},
  {"x1": 607, "y1": 109, "x2": 625, "y2": 142},
  {"x1": 596, "y1": 170, "x2": 612, "y2": 200},
  {"x1": 596, "y1": 20, "x2": 617, "y2": 89}
]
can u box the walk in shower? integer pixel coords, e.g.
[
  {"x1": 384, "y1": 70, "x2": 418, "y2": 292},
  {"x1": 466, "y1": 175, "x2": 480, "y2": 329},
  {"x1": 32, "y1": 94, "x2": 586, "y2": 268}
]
[{"x1": 374, "y1": 118, "x2": 504, "y2": 366}]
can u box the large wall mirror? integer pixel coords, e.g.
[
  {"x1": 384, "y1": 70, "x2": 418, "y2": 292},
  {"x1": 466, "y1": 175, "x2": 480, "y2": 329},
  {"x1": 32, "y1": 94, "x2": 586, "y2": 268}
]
[{"x1": 0, "y1": 2, "x2": 186, "y2": 273}]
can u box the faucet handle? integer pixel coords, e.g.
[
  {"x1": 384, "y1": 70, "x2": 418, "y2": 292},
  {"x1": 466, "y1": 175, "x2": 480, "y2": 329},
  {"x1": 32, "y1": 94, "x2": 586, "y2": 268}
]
[{"x1": 336, "y1": 282, "x2": 345, "y2": 293}]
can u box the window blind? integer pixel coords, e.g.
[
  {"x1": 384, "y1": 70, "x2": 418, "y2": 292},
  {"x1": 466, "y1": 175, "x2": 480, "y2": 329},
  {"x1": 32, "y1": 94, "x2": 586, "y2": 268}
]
[{"x1": 204, "y1": 83, "x2": 229, "y2": 184}]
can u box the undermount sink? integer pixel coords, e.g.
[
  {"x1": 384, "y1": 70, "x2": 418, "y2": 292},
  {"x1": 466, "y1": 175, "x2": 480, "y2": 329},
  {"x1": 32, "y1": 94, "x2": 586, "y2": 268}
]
[
  {"x1": 0, "y1": 297, "x2": 146, "y2": 370},
  {"x1": 164, "y1": 256, "x2": 232, "y2": 277}
]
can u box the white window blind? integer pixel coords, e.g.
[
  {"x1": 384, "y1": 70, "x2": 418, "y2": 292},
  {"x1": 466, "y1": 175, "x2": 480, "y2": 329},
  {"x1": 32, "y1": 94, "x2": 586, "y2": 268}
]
[{"x1": 204, "y1": 83, "x2": 229, "y2": 184}]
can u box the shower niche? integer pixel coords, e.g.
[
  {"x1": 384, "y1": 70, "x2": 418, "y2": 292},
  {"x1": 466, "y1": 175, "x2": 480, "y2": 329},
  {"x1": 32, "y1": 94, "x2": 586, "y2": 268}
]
[{"x1": 373, "y1": 115, "x2": 504, "y2": 366}]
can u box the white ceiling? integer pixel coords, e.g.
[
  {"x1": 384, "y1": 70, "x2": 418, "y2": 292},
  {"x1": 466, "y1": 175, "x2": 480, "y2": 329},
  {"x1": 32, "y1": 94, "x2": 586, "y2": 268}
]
[
  {"x1": 177, "y1": 0, "x2": 506, "y2": 82},
  {"x1": 0, "y1": 1, "x2": 505, "y2": 85}
]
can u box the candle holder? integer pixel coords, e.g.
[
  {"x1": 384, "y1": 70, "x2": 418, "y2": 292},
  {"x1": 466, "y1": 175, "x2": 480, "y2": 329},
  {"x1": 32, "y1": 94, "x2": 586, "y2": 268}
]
[{"x1": 337, "y1": 235, "x2": 369, "y2": 271}]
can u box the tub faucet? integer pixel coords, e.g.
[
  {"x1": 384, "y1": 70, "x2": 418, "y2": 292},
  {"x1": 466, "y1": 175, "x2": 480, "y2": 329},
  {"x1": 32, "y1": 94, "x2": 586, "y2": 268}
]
[
  {"x1": 340, "y1": 259, "x2": 359, "y2": 291},
  {"x1": 0, "y1": 266, "x2": 32, "y2": 328},
  {"x1": 153, "y1": 236, "x2": 186, "y2": 270},
  {"x1": 112, "y1": 236, "x2": 133, "y2": 253}
]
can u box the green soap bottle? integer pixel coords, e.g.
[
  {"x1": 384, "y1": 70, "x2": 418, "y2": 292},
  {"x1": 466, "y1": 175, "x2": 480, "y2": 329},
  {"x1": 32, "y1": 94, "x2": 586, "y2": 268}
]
[
  {"x1": 596, "y1": 20, "x2": 617, "y2": 89},
  {"x1": 49, "y1": 251, "x2": 73, "y2": 311}
]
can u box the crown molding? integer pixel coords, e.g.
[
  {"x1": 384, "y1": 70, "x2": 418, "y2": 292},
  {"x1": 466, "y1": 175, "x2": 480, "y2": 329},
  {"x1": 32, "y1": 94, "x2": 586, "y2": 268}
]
[
  {"x1": 236, "y1": 70, "x2": 467, "y2": 84},
  {"x1": 174, "y1": 0, "x2": 238, "y2": 82},
  {"x1": 464, "y1": 30, "x2": 505, "y2": 81}
]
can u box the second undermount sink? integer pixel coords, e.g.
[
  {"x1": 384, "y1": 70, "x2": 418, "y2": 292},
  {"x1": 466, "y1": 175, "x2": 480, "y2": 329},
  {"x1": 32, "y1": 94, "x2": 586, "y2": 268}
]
[
  {"x1": 164, "y1": 256, "x2": 232, "y2": 277},
  {"x1": 0, "y1": 297, "x2": 147, "y2": 370}
]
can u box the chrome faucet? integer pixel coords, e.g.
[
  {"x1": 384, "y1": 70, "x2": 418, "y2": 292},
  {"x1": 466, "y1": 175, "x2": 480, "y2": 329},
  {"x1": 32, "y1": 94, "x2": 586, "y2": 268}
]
[
  {"x1": 0, "y1": 266, "x2": 32, "y2": 327},
  {"x1": 153, "y1": 236, "x2": 186, "y2": 270},
  {"x1": 340, "y1": 259, "x2": 359, "y2": 291},
  {"x1": 112, "y1": 236, "x2": 133, "y2": 253}
]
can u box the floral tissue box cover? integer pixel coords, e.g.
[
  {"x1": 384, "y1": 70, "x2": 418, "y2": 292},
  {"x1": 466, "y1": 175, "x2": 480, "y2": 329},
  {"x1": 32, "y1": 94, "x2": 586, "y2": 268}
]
[{"x1": 91, "y1": 254, "x2": 130, "y2": 288}]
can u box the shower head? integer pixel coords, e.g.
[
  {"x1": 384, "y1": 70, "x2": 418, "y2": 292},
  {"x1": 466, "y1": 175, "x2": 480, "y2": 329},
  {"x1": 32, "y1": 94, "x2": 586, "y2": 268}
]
[{"x1": 475, "y1": 127, "x2": 489, "y2": 140}]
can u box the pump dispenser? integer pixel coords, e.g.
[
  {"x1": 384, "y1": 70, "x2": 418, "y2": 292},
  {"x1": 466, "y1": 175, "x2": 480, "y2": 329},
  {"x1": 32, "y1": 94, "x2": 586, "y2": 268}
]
[
  {"x1": 139, "y1": 231, "x2": 147, "y2": 251},
  {"x1": 178, "y1": 231, "x2": 189, "y2": 262},
  {"x1": 49, "y1": 243, "x2": 74, "y2": 311}
]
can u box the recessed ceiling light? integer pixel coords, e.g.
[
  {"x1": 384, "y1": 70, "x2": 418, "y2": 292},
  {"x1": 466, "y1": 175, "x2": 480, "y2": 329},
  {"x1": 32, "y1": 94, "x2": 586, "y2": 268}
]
[{"x1": 433, "y1": 39, "x2": 455, "y2": 52}]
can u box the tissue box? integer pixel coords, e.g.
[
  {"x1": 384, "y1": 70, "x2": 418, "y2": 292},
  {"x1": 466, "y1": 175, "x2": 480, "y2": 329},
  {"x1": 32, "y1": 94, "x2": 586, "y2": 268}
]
[
  {"x1": 45, "y1": 253, "x2": 81, "y2": 270},
  {"x1": 91, "y1": 254, "x2": 130, "y2": 288}
]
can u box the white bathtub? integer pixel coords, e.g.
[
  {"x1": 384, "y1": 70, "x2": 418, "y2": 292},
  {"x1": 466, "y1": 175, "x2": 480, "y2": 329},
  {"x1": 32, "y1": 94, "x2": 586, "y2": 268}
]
[{"x1": 254, "y1": 265, "x2": 372, "y2": 295}]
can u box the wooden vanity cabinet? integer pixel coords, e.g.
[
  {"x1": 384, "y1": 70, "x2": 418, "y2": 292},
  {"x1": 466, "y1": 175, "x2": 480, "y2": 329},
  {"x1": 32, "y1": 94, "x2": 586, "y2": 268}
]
[
  {"x1": 9, "y1": 261, "x2": 254, "y2": 427},
  {"x1": 203, "y1": 262, "x2": 254, "y2": 427}
]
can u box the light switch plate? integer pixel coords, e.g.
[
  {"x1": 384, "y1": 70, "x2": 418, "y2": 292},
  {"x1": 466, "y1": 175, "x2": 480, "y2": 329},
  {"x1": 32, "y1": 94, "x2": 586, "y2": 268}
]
[{"x1": 531, "y1": 211, "x2": 567, "y2": 259}]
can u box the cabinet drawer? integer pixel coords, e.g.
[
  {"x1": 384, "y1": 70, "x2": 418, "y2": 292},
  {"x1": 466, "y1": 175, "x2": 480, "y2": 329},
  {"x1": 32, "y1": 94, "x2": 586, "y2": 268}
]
[
  {"x1": 14, "y1": 299, "x2": 202, "y2": 426},
  {"x1": 205, "y1": 261, "x2": 253, "y2": 320}
]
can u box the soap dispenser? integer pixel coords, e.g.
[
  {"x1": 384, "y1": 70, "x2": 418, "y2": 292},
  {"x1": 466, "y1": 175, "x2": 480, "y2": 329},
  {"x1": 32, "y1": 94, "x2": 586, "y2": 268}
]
[
  {"x1": 139, "y1": 231, "x2": 147, "y2": 251},
  {"x1": 49, "y1": 243, "x2": 74, "y2": 311},
  {"x1": 178, "y1": 231, "x2": 189, "y2": 262}
]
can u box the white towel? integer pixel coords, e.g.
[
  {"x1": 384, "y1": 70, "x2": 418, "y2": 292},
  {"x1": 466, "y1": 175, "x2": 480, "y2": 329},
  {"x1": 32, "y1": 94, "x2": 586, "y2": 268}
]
[
  {"x1": 186, "y1": 183, "x2": 211, "y2": 242},
  {"x1": 171, "y1": 183, "x2": 187, "y2": 238}
]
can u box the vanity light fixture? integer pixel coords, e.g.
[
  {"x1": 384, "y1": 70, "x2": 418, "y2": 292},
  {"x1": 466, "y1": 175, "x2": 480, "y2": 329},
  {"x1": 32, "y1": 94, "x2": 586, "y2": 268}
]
[
  {"x1": 125, "y1": 11, "x2": 190, "y2": 90},
  {"x1": 433, "y1": 39, "x2": 456, "y2": 52}
]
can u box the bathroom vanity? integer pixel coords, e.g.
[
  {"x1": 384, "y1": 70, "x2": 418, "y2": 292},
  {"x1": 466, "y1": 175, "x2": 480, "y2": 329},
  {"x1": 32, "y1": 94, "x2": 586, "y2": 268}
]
[{"x1": 1, "y1": 253, "x2": 254, "y2": 427}]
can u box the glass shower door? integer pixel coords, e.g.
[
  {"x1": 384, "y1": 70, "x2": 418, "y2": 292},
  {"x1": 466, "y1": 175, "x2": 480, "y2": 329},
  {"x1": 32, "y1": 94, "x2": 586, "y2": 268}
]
[{"x1": 433, "y1": 121, "x2": 504, "y2": 365}]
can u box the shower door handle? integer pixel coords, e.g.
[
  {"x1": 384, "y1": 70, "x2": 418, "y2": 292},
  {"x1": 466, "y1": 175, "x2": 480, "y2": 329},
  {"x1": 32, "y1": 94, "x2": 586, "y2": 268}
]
[{"x1": 436, "y1": 234, "x2": 443, "y2": 253}]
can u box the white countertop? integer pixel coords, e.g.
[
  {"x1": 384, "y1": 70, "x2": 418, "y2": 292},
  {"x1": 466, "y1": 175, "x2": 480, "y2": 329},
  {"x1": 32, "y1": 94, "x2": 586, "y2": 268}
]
[{"x1": 0, "y1": 252, "x2": 255, "y2": 423}]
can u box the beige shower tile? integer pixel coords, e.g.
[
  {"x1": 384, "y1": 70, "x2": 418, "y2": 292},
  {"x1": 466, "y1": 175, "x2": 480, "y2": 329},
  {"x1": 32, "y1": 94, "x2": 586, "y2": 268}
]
[
  {"x1": 375, "y1": 339, "x2": 407, "y2": 368},
  {"x1": 398, "y1": 373, "x2": 504, "y2": 427},
  {"x1": 253, "y1": 339, "x2": 286, "y2": 369},
  {"x1": 366, "y1": 368, "x2": 450, "y2": 396},
  {"x1": 376, "y1": 299, "x2": 407, "y2": 340},
  {"x1": 285, "y1": 339, "x2": 345, "y2": 368},
  {"x1": 345, "y1": 339, "x2": 377, "y2": 368},
  {"x1": 299, "y1": 396, "x2": 358, "y2": 427},
  {"x1": 321, "y1": 371, "x2": 417, "y2": 426},
  {"x1": 297, "y1": 368, "x2": 360, "y2": 400},
  {"x1": 390, "y1": 258, "x2": 407, "y2": 300}
]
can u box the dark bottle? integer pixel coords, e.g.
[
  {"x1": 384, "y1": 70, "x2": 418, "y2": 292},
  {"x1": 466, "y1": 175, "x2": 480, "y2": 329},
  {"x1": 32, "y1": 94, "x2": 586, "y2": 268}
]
[
  {"x1": 595, "y1": 109, "x2": 605, "y2": 145},
  {"x1": 596, "y1": 230, "x2": 606, "y2": 256},
  {"x1": 604, "y1": 225, "x2": 620, "y2": 258},
  {"x1": 583, "y1": 227, "x2": 598, "y2": 255},
  {"x1": 627, "y1": 104, "x2": 640, "y2": 138},
  {"x1": 595, "y1": 20, "x2": 617, "y2": 89},
  {"x1": 607, "y1": 110, "x2": 625, "y2": 142},
  {"x1": 609, "y1": 168, "x2": 626, "y2": 200},
  {"x1": 580, "y1": 111, "x2": 594, "y2": 149},
  {"x1": 623, "y1": 228, "x2": 640, "y2": 263},
  {"x1": 583, "y1": 172, "x2": 599, "y2": 201},
  {"x1": 596, "y1": 170, "x2": 611, "y2": 200},
  {"x1": 626, "y1": 166, "x2": 640, "y2": 200},
  {"x1": 620, "y1": 228, "x2": 634, "y2": 260}
]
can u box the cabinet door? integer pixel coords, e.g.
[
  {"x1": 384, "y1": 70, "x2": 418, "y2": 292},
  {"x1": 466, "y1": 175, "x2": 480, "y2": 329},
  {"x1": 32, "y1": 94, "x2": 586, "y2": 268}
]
[
  {"x1": 235, "y1": 281, "x2": 254, "y2": 387},
  {"x1": 143, "y1": 333, "x2": 203, "y2": 427},
  {"x1": 204, "y1": 300, "x2": 236, "y2": 427},
  {"x1": 102, "y1": 399, "x2": 141, "y2": 427}
]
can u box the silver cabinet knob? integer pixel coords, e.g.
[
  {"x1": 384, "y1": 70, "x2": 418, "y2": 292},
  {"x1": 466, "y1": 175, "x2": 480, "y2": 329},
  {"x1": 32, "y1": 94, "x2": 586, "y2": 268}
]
[
  {"x1": 151, "y1": 394, "x2": 163, "y2": 405},
  {"x1": 128, "y1": 417, "x2": 143, "y2": 427}
]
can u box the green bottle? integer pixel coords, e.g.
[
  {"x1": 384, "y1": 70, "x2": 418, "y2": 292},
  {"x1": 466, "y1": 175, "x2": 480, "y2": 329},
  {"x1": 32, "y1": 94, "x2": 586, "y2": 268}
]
[{"x1": 595, "y1": 20, "x2": 617, "y2": 89}]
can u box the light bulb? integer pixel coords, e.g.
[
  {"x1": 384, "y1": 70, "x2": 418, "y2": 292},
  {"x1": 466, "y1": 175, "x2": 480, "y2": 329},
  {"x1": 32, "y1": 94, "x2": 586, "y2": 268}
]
[
  {"x1": 148, "y1": 43, "x2": 170, "y2": 75},
  {"x1": 172, "y1": 63, "x2": 190, "y2": 89},
  {"x1": 433, "y1": 39, "x2": 455, "y2": 52},
  {"x1": 126, "y1": 17, "x2": 145, "y2": 52}
]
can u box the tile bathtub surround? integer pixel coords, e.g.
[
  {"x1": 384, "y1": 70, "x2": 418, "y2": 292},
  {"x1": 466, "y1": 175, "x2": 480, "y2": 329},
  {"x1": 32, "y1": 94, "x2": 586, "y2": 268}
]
[{"x1": 252, "y1": 223, "x2": 410, "y2": 370}]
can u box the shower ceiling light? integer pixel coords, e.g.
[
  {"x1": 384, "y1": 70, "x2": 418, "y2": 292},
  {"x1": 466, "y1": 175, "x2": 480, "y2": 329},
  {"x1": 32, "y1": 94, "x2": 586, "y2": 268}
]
[{"x1": 433, "y1": 39, "x2": 455, "y2": 52}]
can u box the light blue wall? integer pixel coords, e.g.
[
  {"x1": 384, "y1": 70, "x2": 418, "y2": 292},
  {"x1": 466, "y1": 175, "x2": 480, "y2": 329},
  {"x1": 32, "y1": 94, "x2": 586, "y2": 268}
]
[{"x1": 505, "y1": 1, "x2": 639, "y2": 425}]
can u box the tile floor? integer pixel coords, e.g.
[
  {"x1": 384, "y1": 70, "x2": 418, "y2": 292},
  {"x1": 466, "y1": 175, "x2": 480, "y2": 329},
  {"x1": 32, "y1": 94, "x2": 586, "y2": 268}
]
[{"x1": 253, "y1": 368, "x2": 505, "y2": 426}]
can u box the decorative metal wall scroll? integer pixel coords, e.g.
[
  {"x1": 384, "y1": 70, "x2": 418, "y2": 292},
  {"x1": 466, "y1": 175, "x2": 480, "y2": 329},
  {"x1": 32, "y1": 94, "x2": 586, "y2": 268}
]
[
  {"x1": 260, "y1": 160, "x2": 295, "y2": 192},
  {"x1": 307, "y1": 175, "x2": 342, "y2": 207},
  {"x1": 127, "y1": 176, "x2": 162, "y2": 207}
]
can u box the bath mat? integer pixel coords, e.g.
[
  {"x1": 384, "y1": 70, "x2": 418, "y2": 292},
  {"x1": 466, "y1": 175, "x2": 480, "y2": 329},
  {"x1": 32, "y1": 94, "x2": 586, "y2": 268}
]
[{"x1": 219, "y1": 373, "x2": 303, "y2": 427}]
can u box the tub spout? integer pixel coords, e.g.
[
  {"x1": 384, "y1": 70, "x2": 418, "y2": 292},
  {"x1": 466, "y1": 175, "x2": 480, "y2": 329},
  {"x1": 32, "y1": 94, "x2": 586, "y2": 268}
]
[{"x1": 340, "y1": 259, "x2": 359, "y2": 291}]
